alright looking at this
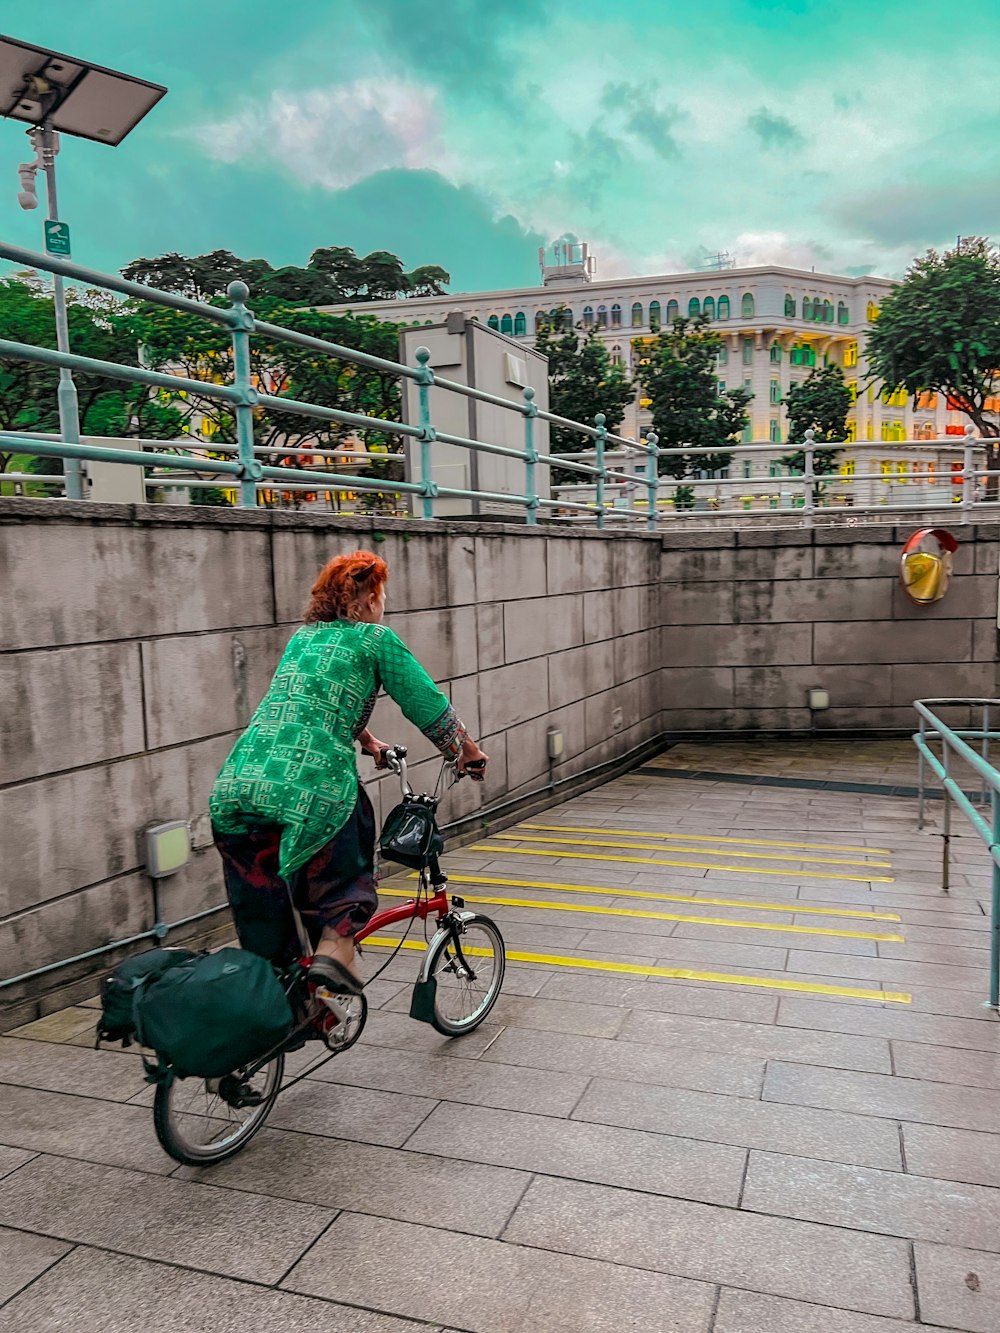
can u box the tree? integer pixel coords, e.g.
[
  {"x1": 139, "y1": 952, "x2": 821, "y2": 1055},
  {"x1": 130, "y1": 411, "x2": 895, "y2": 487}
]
[
  {"x1": 406, "y1": 264, "x2": 451, "y2": 297},
  {"x1": 533, "y1": 307, "x2": 633, "y2": 485},
  {"x1": 866, "y1": 237, "x2": 1000, "y2": 487},
  {"x1": 640, "y1": 314, "x2": 751, "y2": 503},
  {"x1": 781, "y1": 363, "x2": 853, "y2": 501},
  {"x1": 122, "y1": 251, "x2": 274, "y2": 302}
]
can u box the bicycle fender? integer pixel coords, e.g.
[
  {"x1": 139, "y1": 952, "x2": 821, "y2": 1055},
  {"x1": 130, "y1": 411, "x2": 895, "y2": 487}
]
[{"x1": 414, "y1": 911, "x2": 479, "y2": 985}]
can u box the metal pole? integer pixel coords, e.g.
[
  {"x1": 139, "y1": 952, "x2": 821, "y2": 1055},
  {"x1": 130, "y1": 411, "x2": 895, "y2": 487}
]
[
  {"x1": 917, "y1": 710, "x2": 926, "y2": 830},
  {"x1": 992, "y1": 788, "x2": 1000, "y2": 1009},
  {"x1": 942, "y1": 785, "x2": 951, "y2": 894},
  {"x1": 415, "y1": 346, "x2": 435, "y2": 520},
  {"x1": 227, "y1": 280, "x2": 261, "y2": 507},
  {"x1": 802, "y1": 427, "x2": 816, "y2": 529},
  {"x1": 646, "y1": 431, "x2": 659, "y2": 532},
  {"x1": 523, "y1": 385, "x2": 538, "y2": 525},
  {"x1": 962, "y1": 424, "x2": 975, "y2": 521},
  {"x1": 594, "y1": 412, "x2": 607, "y2": 530},
  {"x1": 39, "y1": 123, "x2": 84, "y2": 501}
]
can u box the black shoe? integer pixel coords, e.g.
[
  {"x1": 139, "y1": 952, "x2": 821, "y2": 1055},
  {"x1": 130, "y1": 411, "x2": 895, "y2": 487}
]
[{"x1": 307, "y1": 954, "x2": 364, "y2": 996}]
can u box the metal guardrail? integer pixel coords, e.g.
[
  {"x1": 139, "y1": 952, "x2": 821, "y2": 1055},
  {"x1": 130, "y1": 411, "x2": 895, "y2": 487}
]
[
  {"x1": 913, "y1": 698, "x2": 1000, "y2": 1008},
  {"x1": 0, "y1": 242, "x2": 661, "y2": 530}
]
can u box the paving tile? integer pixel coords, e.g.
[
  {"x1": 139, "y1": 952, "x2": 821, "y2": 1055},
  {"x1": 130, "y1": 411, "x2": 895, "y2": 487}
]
[
  {"x1": 580, "y1": 928, "x2": 791, "y2": 970},
  {"x1": 503, "y1": 1176, "x2": 914, "y2": 1318},
  {"x1": 179, "y1": 1128, "x2": 529, "y2": 1237},
  {"x1": 283, "y1": 1210, "x2": 716, "y2": 1333},
  {"x1": 355, "y1": 1009, "x2": 504, "y2": 1057},
  {"x1": 405, "y1": 1101, "x2": 747, "y2": 1203},
  {"x1": 308, "y1": 1044, "x2": 588, "y2": 1117},
  {"x1": 778, "y1": 996, "x2": 1000, "y2": 1054},
  {"x1": 786, "y1": 950, "x2": 985, "y2": 991},
  {"x1": 1, "y1": 1246, "x2": 432, "y2": 1333},
  {"x1": 8, "y1": 1007, "x2": 100, "y2": 1043},
  {"x1": 764, "y1": 1060, "x2": 1000, "y2": 1133},
  {"x1": 618, "y1": 1010, "x2": 893, "y2": 1074},
  {"x1": 265, "y1": 1078, "x2": 437, "y2": 1148},
  {"x1": 713, "y1": 1286, "x2": 966, "y2": 1332},
  {"x1": 0, "y1": 1225, "x2": 71, "y2": 1304},
  {"x1": 383, "y1": 988, "x2": 629, "y2": 1038},
  {"x1": 573, "y1": 1079, "x2": 902, "y2": 1171},
  {"x1": 0, "y1": 1145, "x2": 35, "y2": 1180},
  {"x1": 743, "y1": 1149, "x2": 1000, "y2": 1251},
  {"x1": 0, "y1": 1155, "x2": 331, "y2": 1282},
  {"x1": 903, "y1": 1123, "x2": 1000, "y2": 1189},
  {"x1": 0, "y1": 1083, "x2": 176, "y2": 1174},
  {"x1": 893, "y1": 1042, "x2": 1000, "y2": 1090},
  {"x1": 479, "y1": 1027, "x2": 766, "y2": 1097},
  {"x1": 914, "y1": 1241, "x2": 1000, "y2": 1333},
  {"x1": 538, "y1": 971, "x2": 780, "y2": 1022},
  {"x1": 670, "y1": 920, "x2": 880, "y2": 956},
  {"x1": 0, "y1": 1037, "x2": 147, "y2": 1102}
]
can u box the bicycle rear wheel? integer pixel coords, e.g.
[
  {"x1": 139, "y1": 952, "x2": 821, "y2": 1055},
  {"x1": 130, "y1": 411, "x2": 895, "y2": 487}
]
[
  {"x1": 426, "y1": 913, "x2": 505, "y2": 1036},
  {"x1": 153, "y1": 1054, "x2": 284, "y2": 1167}
]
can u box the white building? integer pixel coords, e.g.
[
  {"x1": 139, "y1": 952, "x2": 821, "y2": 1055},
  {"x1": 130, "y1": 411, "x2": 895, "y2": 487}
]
[{"x1": 323, "y1": 240, "x2": 969, "y2": 448}]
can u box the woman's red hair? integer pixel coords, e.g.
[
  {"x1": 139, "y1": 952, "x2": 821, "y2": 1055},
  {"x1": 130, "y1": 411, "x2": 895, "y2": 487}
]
[{"x1": 305, "y1": 550, "x2": 389, "y2": 623}]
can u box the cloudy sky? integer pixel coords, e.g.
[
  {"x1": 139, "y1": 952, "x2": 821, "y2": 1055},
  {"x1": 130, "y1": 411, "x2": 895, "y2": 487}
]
[{"x1": 3, "y1": 1, "x2": 998, "y2": 293}]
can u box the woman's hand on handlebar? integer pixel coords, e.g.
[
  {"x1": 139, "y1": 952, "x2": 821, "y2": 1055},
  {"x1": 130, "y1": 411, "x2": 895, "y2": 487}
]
[
  {"x1": 358, "y1": 728, "x2": 391, "y2": 768},
  {"x1": 457, "y1": 737, "x2": 489, "y2": 782}
]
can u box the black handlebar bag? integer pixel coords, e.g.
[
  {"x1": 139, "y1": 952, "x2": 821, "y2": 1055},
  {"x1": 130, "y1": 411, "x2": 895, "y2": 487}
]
[{"x1": 379, "y1": 798, "x2": 443, "y2": 870}]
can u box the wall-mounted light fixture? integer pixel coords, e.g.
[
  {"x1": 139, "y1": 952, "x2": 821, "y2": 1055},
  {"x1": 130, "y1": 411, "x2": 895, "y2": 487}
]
[
  {"x1": 547, "y1": 727, "x2": 564, "y2": 761},
  {"x1": 807, "y1": 688, "x2": 830, "y2": 712},
  {"x1": 144, "y1": 820, "x2": 191, "y2": 878}
]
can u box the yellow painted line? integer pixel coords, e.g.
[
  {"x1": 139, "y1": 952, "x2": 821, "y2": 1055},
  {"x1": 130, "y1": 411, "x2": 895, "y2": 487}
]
[
  {"x1": 471, "y1": 843, "x2": 896, "y2": 884},
  {"x1": 378, "y1": 887, "x2": 903, "y2": 941},
  {"x1": 494, "y1": 833, "x2": 891, "y2": 870},
  {"x1": 363, "y1": 935, "x2": 911, "y2": 1004},
  {"x1": 520, "y1": 823, "x2": 893, "y2": 857},
  {"x1": 414, "y1": 873, "x2": 902, "y2": 922}
]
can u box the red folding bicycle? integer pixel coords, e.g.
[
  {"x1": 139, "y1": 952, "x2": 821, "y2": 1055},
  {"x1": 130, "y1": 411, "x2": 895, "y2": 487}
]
[{"x1": 153, "y1": 745, "x2": 506, "y2": 1166}]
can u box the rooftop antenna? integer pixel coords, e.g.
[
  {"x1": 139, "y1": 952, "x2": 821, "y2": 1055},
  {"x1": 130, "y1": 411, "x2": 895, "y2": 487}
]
[{"x1": 700, "y1": 250, "x2": 736, "y2": 271}]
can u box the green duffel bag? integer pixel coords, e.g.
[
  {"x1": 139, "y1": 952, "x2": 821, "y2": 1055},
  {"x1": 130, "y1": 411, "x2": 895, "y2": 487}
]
[
  {"x1": 135, "y1": 947, "x2": 294, "y2": 1081},
  {"x1": 96, "y1": 946, "x2": 199, "y2": 1048}
]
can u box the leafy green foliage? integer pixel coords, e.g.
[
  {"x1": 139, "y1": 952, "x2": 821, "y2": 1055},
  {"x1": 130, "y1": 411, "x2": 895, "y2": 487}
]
[
  {"x1": 533, "y1": 308, "x2": 632, "y2": 484},
  {"x1": 639, "y1": 314, "x2": 751, "y2": 479},
  {"x1": 781, "y1": 363, "x2": 853, "y2": 491},
  {"x1": 866, "y1": 237, "x2": 1000, "y2": 439}
]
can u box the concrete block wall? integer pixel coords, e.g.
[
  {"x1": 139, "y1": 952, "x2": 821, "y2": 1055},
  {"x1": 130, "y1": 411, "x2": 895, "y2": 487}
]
[
  {"x1": 0, "y1": 502, "x2": 663, "y2": 1025},
  {"x1": 660, "y1": 524, "x2": 999, "y2": 734}
]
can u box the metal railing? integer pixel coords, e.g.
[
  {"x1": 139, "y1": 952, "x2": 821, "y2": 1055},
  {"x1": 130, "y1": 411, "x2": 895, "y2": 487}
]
[
  {"x1": 913, "y1": 699, "x2": 1000, "y2": 1008},
  {"x1": 0, "y1": 242, "x2": 661, "y2": 530}
]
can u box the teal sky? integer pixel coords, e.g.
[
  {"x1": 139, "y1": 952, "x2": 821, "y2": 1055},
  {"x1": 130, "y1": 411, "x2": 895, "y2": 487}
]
[{"x1": 3, "y1": 2, "x2": 998, "y2": 292}]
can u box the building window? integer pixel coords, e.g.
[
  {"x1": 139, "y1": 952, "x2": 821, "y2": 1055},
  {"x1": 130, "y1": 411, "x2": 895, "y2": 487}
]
[
  {"x1": 838, "y1": 301, "x2": 849, "y2": 325},
  {"x1": 535, "y1": 311, "x2": 546, "y2": 332},
  {"x1": 649, "y1": 300, "x2": 661, "y2": 329},
  {"x1": 784, "y1": 293, "x2": 796, "y2": 318},
  {"x1": 821, "y1": 299, "x2": 833, "y2": 323},
  {"x1": 583, "y1": 306, "x2": 594, "y2": 328},
  {"x1": 844, "y1": 341, "x2": 858, "y2": 368},
  {"x1": 742, "y1": 459, "x2": 753, "y2": 479},
  {"x1": 631, "y1": 301, "x2": 643, "y2": 326},
  {"x1": 500, "y1": 313, "x2": 513, "y2": 335},
  {"x1": 596, "y1": 305, "x2": 608, "y2": 328},
  {"x1": 718, "y1": 345, "x2": 728, "y2": 365},
  {"x1": 665, "y1": 299, "x2": 678, "y2": 323},
  {"x1": 769, "y1": 379, "x2": 782, "y2": 404},
  {"x1": 847, "y1": 379, "x2": 858, "y2": 403},
  {"x1": 840, "y1": 458, "x2": 856, "y2": 478},
  {"x1": 514, "y1": 311, "x2": 527, "y2": 336},
  {"x1": 885, "y1": 386, "x2": 908, "y2": 408},
  {"x1": 610, "y1": 303, "x2": 622, "y2": 327},
  {"x1": 717, "y1": 295, "x2": 730, "y2": 320},
  {"x1": 802, "y1": 297, "x2": 813, "y2": 321},
  {"x1": 741, "y1": 292, "x2": 755, "y2": 318},
  {"x1": 488, "y1": 315, "x2": 500, "y2": 330},
  {"x1": 769, "y1": 419, "x2": 782, "y2": 443},
  {"x1": 742, "y1": 338, "x2": 754, "y2": 365},
  {"x1": 688, "y1": 297, "x2": 701, "y2": 318},
  {"x1": 770, "y1": 341, "x2": 782, "y2": 363},
  {"x1": 867, "y1": 300, "x2": 880, "y2": 321},
  {"x1": 769, "y1": 460, "x2": 782, "y2": 478},
  {"x1": 717, "y1": 379, "x2": 727, "y2": 396},
  {"x1": 611, "y1": 344, "x2": 622, "y2": 365},
  {"x1": 703, "y1": 296, "x2": 716, "y2": 320}
]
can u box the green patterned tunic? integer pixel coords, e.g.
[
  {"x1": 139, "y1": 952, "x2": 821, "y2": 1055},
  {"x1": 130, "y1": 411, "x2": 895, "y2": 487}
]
[{"x1": 210, "y1": 620, "x2": 462, "y2": 878}]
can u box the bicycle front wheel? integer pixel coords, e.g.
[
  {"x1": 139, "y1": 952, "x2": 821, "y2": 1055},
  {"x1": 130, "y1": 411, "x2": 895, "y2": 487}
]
[
  {"x1": 152, "y1": 1054, "x2": 284, "y2": 1167},
  {"x1": 426, "y1": 914, "x2": 505, "y2": 1036}
]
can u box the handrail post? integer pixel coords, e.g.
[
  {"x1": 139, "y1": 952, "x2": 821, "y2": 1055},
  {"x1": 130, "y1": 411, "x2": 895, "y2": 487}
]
[
  {"x1": 917, "y1": 710, "x2": 927, "y2": 830},
  {"x1": 594, "y1": 413, "x2": 607, "y2": 530},
  {"x1": 646, "y1": 431, "x2": 660, "y2": 532},
  {"x1": 415, "y1": 346, "x2": 436, "y2": 520},
  {"x1": 523, "y1": 385, "x2": 539, "y2": 526},
  {"x1": 802, "y1": 427, "x2": 816, "y2": 529},
  {"x1": 962, "y1": 423, "x2": 976, "y2": 520},
  {"x1": 992, "y1": 787, "x2": 1000, "y2": 1009},
  {"x1": 227, "y1": 281, "x2": 261, "y2": 507}
]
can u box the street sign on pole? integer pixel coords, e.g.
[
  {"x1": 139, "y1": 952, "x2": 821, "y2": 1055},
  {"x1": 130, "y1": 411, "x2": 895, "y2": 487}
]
[{"x1": 43, "y1": 219, "x2": 70, "y2": 255}]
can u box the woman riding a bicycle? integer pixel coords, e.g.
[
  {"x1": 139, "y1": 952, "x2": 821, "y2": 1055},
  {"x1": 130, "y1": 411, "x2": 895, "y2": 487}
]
[{"x1": 209, "y1": 549, "x2": 488, "y2": 995}]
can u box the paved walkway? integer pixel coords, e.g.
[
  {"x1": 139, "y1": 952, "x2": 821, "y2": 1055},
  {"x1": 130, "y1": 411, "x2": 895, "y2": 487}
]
[{"x1": 2, "y1": 741, "x2": 999, "y2": 1332}]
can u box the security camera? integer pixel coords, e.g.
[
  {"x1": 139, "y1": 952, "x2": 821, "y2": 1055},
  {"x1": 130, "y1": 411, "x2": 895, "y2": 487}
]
[{"x1": 17, "y1": 164, "x2": 38, "y2": 210}]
